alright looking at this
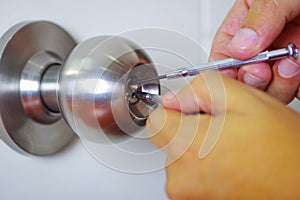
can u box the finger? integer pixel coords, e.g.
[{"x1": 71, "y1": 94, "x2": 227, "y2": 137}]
[
  {"x1": 162, "y1": 71, "x2": 218, "y2": 114},
  {"x1": 237, "y1": 63, "x2": 272, "y2": 90},
  {"x1": 209, "y1": 0, "x2": 250, "y2": 62},
  {"x1": 219, "y1": 68, "x2": 238, "y2": 79},
  {"x1": 265, "y1": 18, "x2": 300, "y2": 103},
  {"x1": 229, "y1": 0, "x2": 300, "y2": 59},
  {"x1": 147, "y1": 108, "x2": 209, "y2": 152},
  {"x1": 162, "y1": 71, "x2": 256, "y2": 114},
  {"x1": 147, "y1": 108, "x2": 180, "y2": 149},
  {"x1": 266, "y1": 58, "x2": 300, "y2": 103}
]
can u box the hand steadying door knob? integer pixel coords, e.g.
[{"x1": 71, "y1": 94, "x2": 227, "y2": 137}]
[{"x1": 0, "y1": 21, "x2": 160, "y2": 155}]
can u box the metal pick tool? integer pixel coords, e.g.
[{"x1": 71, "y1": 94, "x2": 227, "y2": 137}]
[
  {"x1": 132, "y1": 43, "x2": 299, "y2": 85},
  {"x1": 133, "y1": 91, "x2": 162, "y2": 105}
]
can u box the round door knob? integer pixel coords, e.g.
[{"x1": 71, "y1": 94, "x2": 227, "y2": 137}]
[{"x1": 0, "y1": 21, "x2": 159, "y2": 155}]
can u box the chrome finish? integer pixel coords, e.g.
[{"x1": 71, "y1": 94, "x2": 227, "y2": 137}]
[
  {"x1": 59, "y1": 36, "x2": 160, "y2": 143},
  {"x1": 41, "y1": 63, "x2": 61, "y2": 113},
  {"x1": 0, "y1": 21, "x2": 160, "y2": 155},
  {"x1": 21, "y1": 51, "x2": 61, "y2": 123},
  {"x1": 0, "y1": 21, "x2": 76, "y2": 155},
  {"x1": 133, "y1": 43, "x2": 299, "y2": 84},
  {"x1": 133, "y1": 91, "x2": 162, "y2": 105},
  {"x1": 287, "y1": 43, "x2": 299, "y2": 59}
]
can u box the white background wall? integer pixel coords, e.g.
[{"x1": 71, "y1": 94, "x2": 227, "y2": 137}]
[{"x1": 8, "y1": 0, "x2": 298, "y2": 199}]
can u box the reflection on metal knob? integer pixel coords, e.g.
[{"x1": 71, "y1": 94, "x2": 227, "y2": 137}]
[{"x1": 0, "y1": 21, "x2": 160, "y2": 155}]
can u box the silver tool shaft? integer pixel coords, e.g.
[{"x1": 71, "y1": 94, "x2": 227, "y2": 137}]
[
  {"x1": 133, "y1": 43, "x2": 299, "y2": 85},
  {"x1": 133, "y1": 92, "x2": 162, "y2": 105}
]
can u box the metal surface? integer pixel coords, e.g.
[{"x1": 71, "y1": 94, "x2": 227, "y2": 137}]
[
  {"x1": 41, "y1": 63, "x2": 61, "y2": 113},
  {"x1": 21, "y1": 51, "x2": 61, "y2": 123},
  {"x1": 59, "y1": 36, "x2": 160, "y2": 143},
  {"x1": 0, "y1": 21, "x2": 160, "y2": 155},
  {"x1": 133, "y1": 91, "x2": 162, "y2": 105},
  {"x1": 0, "y1": 21, "x2": 76, "y2": 155},
  {"x1": 133, "y1": 43, "x2": 299, "y2": 84}
]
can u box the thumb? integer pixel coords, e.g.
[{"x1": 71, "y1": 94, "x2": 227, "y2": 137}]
[
  {"x1": 162, "y1": 71, "x2": 228, "y2": 114},
  {"x1": 229, "y1": 0, "x2": 300, "y2": 59}
]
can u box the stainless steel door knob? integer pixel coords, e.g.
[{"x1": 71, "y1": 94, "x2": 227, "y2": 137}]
[{"x1": 0, "y1": 21, "x2": 160, "y2": 155}]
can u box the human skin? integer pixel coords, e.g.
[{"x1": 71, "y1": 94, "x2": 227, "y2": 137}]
[
  {"x1": 146, "y1": 0, "x2": 300, "y2": 198},
  {"x1": 210, "y1": 0, "x2": 300, "y2": 103},
  {"x1": 147, "y1": 71, "x2": 300, "y2": 199}
]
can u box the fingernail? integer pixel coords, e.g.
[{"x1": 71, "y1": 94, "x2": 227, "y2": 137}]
[
  {"x1": 230, "y1": 28, "x2": 259, "y2": 50},
  {"x1": 243, "y1": 72, "x2": 265, "y2": 87},
  {"x1": 278, "y1": 59, "x2": 300, "y2": 78}
]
